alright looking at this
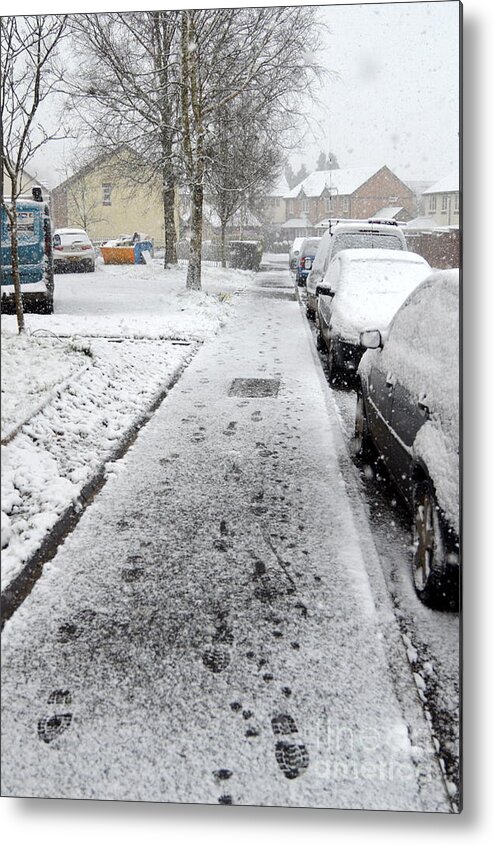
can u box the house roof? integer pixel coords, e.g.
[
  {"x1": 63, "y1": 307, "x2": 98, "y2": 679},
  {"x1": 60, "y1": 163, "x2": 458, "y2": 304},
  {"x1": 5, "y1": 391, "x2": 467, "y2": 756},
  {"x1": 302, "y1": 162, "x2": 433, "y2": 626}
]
[
  {"x1": 285, "y1": 166, "x2": 385, "y2": 199},
  {"x1": 280, "y1": 218, "x2": 314, "y2": 229},
  {"x1": 268, "y1": 173, "x2": 290, "y2": 197},
  {"x1": 405, "y1": 216, "x2": 438, "y2": 229},
  {"x1": 422, "y1": 171, "x2": 459, "y2": 194},
  {"x1": 202, "y1": 203, "x2": 261, "y2": 229},
  {"x1": 372, "y1": 206, "x2": 405, "y2": 219}
]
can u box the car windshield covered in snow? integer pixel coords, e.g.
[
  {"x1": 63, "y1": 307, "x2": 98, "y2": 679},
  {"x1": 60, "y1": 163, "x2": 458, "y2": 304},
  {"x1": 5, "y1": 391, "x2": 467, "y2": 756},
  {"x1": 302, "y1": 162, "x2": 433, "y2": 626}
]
[{"x1": 331, "y1": 230, "x2": 405, "y2": 254}]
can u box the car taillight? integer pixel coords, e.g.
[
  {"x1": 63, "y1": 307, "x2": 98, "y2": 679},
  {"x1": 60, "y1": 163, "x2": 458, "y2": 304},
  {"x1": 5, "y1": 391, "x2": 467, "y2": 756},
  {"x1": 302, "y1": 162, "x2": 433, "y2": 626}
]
[
  {"x1": 54, "y1": 245, "x2": 64, "y2": 250},
  {"x1": 81, "y1": 244, "x2": 92, "y2": 250}
]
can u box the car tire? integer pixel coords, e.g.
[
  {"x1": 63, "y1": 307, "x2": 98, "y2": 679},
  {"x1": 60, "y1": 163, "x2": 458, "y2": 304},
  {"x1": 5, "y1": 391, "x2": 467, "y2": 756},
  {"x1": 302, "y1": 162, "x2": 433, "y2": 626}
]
[
  {"x1": 352, "y1": 388, "x2": 373, "y2": 461},
  {"x1": 306, "y1": 306, "x2": 315, "y2": 321},
  {"x1": 412, "y1": 477, "x2": 459, "y2": 610}
]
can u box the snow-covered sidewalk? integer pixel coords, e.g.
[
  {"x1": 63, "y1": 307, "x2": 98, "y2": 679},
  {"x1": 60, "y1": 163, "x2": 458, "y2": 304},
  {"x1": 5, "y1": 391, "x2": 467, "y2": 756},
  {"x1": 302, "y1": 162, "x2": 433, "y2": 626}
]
[
  {"x1": 1, "y1": 260, "x2": 247, "y2": 591},
  {"x1": 1, "y1": 269, "x2": 450, "y2": 810}
]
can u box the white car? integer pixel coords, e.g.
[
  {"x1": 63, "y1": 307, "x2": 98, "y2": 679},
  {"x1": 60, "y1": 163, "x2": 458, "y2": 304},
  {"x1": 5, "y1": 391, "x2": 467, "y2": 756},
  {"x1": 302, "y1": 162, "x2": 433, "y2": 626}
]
[
  {"x1": 316, "y1": 248, "x2": 431, "y2": 382},
  {"x1": 53, "y1": 228, "x2": 96, "y2": 273},
  {"x1": 289, "y1": 237, "x2": 305, "y2": 272},
  {"x1": 305, "y1": 220, "x2": 407, "y2": 319}
]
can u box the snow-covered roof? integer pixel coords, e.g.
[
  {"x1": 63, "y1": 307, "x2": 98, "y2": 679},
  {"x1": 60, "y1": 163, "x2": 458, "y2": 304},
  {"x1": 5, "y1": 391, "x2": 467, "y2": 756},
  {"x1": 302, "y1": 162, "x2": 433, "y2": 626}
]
[
  {"x1": 405, "y1": 216, "x2": 437, "y2": 230},
  {"x1": 285, "y1": 166, "x2": 384, "y2": 199},
  {"x1": 203, "y1": 203, "x2": 261, "y2": 229},
  {"x1": 422, "y1": 172, "x2": 459, "y2": 195},
  {"x1": 268, "y1": 173, "x2": 290, "y2": 197},
  {"x1": 372, "y1": 207, "x2": 404, "y2": 219},
  {"x1": 280, "y1": 218, "x2": 314, "y2": 229}
]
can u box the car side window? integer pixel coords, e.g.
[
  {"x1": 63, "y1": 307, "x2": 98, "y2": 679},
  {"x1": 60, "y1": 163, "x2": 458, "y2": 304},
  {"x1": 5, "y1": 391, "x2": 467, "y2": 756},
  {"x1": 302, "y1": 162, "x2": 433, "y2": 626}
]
[{"x1": 325, "y1": 256, "x2": 341, "y2": 292}]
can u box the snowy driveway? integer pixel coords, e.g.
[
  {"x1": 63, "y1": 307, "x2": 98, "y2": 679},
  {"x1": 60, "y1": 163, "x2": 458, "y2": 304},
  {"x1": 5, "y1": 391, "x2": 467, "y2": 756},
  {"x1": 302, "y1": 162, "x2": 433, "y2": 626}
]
[{"x1": 1, "y1": 265, "x2": 451, "y2": 810}]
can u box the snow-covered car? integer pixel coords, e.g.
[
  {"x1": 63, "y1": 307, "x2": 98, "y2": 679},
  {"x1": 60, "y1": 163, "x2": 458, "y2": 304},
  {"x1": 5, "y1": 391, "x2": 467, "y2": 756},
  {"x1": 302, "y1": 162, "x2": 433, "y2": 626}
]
[
  {"x1": 295, "y1": 236, "x2": 321, "y2": 286},
  {"x1": 316, "y1": 249, "x2": 431, "y2": 382},
  {"x1": 353, "y1": 269, "x2": 460, "y2": 610},
  {"x1": 289, "y1": 237, "x2": 305, "y2": 272},
  {"x1": 53, "y1": 228, "x2": 96, "y2": 273},
  {"x1": 305, "y1": 220, "x2": 407, "y2": 320}
]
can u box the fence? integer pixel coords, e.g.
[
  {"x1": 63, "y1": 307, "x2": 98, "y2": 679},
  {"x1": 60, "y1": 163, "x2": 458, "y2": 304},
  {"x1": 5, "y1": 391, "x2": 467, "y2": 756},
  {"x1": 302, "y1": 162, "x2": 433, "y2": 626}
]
[{"x1": 404, "y1": 228, "x2": 460, "y2": 269}]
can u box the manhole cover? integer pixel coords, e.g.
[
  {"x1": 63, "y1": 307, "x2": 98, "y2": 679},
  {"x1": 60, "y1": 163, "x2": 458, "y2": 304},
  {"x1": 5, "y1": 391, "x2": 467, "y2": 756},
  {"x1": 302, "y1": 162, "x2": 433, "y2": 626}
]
[{"x1": 229, "y1": 378, "x2": 280, "y2": 398}]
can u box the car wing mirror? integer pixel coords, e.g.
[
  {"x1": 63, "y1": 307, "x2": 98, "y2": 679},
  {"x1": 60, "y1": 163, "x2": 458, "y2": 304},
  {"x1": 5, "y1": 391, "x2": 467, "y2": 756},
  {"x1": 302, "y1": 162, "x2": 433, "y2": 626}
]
[
  {"x1": 316, "y1": 284, "x2": 334, "y2": 297},
  {"x1": 359, "y1": 329, "x2": 382, "y2": 349}
]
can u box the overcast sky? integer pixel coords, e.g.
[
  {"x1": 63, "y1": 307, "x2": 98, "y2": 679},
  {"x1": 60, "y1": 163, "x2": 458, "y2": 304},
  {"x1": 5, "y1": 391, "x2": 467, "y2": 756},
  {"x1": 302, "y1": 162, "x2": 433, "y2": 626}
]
[
  {"x1": 9, "y1": 1, "x2": 461, "y2": 188},
  {"x1": 299, "y1": 1, "x2": 460, "y2": 182}
]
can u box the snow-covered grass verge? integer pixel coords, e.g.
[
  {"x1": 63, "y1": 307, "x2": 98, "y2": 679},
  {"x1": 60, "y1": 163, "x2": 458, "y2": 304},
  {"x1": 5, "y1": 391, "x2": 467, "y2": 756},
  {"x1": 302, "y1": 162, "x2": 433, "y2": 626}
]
[{"x1": 1, "y1": 260, "x2": 246, "y2": 591}]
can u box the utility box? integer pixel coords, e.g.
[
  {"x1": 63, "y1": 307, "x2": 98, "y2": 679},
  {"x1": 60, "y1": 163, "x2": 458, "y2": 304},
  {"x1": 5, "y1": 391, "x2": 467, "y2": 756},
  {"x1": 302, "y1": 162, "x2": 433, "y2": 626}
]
[{"x1": 228, "y1": 240, "x2": 262, "y2": 271}]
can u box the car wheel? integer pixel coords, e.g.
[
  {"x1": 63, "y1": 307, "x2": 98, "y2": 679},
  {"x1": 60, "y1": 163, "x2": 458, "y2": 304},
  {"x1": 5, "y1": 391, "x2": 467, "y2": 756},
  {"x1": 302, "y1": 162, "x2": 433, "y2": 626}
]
[
  {"x1": 412, "y1": 478, "x2": 459, "y2": 610},
  {"x1": 352, "y1": 389, "x2": 373, "y2": 461},
  {"x1": 306, "y1": 306, "x2": 314, "y2": 321}
]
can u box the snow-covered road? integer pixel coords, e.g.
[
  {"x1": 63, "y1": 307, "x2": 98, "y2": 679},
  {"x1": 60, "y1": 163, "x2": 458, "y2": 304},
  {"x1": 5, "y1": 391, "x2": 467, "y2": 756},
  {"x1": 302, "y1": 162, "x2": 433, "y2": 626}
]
[{"x1": 1, "y1": 266, "x2": 451, "y2": 810}]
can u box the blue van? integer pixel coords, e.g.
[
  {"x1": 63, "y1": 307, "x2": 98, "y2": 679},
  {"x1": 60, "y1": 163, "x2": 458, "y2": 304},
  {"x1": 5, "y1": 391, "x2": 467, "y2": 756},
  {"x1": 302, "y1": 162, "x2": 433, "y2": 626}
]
[{"x1": 1, "y1": 188, "x2": 54, "y2": 313}]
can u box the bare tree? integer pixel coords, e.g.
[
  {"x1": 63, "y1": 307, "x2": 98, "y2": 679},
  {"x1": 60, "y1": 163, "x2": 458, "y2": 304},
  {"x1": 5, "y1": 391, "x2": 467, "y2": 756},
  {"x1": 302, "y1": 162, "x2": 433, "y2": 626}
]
[
  {"x1": 65, "y1": 11, "x2": 181, "y2": 267},
  {"x1": 1, "y1": 14, "x2": 68, "y2": 332},
  {"x1": 206, "y1": 93, "x2": 281, "y2": 266},
  {"x1": 178, "y1": 5, "x2": 326, "y2": 290}
]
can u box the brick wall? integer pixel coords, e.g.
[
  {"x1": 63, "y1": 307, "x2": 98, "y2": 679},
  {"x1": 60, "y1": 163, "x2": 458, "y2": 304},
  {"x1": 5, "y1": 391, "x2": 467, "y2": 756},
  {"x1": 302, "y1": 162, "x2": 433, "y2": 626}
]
[{"x1": 351, "y1": 167, "x2": 415, "y2": 219}]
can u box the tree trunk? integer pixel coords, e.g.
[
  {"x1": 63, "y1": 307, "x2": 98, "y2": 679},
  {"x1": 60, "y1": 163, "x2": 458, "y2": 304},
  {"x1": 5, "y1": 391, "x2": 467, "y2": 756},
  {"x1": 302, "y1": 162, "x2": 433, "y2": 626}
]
[
  {"x1": 8, "y1": 194, "x2": 25, "y2": 334},
  {"x1": 163, "y1": 182, "x2": 177, "y2": 266},
  {"x1": 220, "y1": 220, "x2": 227, "y2": 268},
  {"x1": 187, "y1": 180, "x2": 203, "y2": 290}
]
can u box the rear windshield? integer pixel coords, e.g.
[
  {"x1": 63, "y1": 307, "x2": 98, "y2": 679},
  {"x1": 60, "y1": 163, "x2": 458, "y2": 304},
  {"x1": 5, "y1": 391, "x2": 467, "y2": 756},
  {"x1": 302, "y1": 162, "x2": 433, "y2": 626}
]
[
  {"x1": 332, "y1": 232, "x2": 403, "y2": 255},
  {"x1": 301, "y1": 238, "x2": 321, "y2": 254},
  {"x1": 57, "y1": 232, "x2": 90, "y2": 246}
]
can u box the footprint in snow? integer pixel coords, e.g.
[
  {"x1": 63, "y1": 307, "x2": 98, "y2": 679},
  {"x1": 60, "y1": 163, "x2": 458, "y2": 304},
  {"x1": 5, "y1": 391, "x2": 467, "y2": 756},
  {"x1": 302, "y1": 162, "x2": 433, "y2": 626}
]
[
  {"x1": 38, "y1": 690, "x2": 73, "y2": 745},
  {"x1": 271, "y1": 713, "x2": 309, "y2": 779}
]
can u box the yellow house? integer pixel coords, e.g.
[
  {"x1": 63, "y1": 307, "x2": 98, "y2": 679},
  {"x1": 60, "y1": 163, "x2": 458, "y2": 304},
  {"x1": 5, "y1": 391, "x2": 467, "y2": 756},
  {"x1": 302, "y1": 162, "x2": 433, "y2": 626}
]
[{"x1": 51, "y1": 150, "x2": 179, "y2": 247}]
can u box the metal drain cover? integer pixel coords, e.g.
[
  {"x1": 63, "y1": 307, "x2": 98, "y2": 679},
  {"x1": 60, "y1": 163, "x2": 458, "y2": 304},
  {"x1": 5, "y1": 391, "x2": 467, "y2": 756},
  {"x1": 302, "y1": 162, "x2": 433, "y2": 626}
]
[{"x1": 229, "y1": 378, "x2": 280, "y2": 398}]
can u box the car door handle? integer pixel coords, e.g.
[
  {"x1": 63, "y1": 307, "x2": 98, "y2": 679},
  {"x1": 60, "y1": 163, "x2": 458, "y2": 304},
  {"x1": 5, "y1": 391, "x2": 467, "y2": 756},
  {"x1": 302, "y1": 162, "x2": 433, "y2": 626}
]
[{"x1": 418, "y1": 395, "x2": 429, "y2": 415}]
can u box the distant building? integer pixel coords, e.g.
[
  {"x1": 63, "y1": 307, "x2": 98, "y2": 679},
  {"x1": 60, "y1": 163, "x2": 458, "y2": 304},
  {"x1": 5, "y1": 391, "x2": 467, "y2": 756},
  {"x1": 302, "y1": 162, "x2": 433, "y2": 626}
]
[
  {"x1": 422, "y1": 172, "x2": 460, "y2": 227},
  {"x1": 283, "y1": 165, "x2": 416, "y2": 226},
  {"x1": 51, "y1": 150, "x2": 179, "y2": 245},
  {"x1": 2, "y1": 162, "x2": 50, "y2": 202},
  {"x1": 263, "y1": 173, "x2": 290, "y2": 225}
]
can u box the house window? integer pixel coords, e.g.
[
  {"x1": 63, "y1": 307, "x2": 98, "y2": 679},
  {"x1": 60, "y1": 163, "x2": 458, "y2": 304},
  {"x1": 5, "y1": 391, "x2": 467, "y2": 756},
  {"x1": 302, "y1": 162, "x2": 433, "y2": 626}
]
[
  {"x1": 302, "y1": 199, "x2": 309, "y2": 213},
  {"x1": 441, "y1": 195, "x2": 448, "y2": 212},
  {"x1": 342, "y1": 196, "x2": 350, "y2": 213},
  {"x1": 102, "y1": 183, "x2": 112, "y2": 206},
  {"x1": 325, "y1": 197, "x2": 333, "y2": 213},
  {"x1": 454, "y1": 193, "x2": 460, "y2": 212},
  {"x1": 429, "y1": 195, "x2": 436, "y2": 212}
]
